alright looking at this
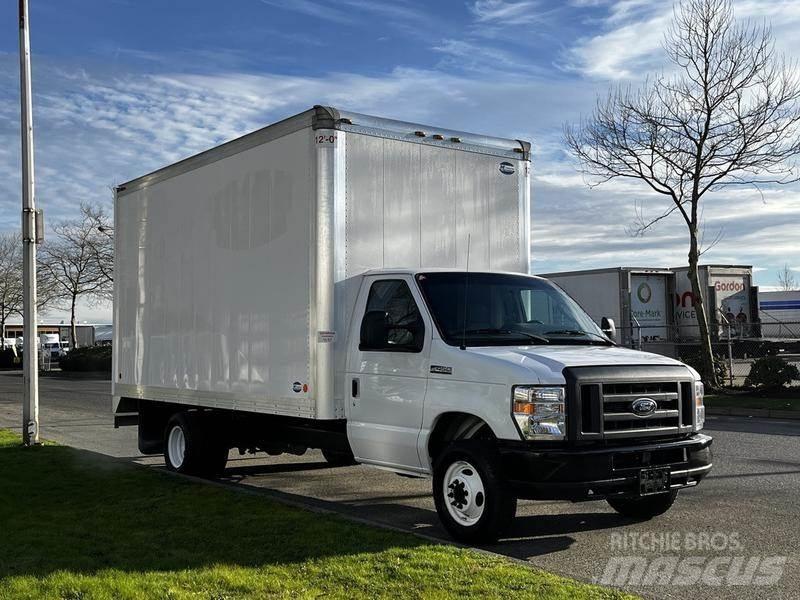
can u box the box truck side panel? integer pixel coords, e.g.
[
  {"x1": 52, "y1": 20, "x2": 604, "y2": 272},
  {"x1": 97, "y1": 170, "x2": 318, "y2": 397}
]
[
  {"x1": 344, "y1": 133, "x2": 526, "y2": 277},
  {"x1": 114, "y1": 128, "x2": 316, "y2": 417},
  {"x1": 332, "y1": 131, "x2": 529, "y2": 411}
]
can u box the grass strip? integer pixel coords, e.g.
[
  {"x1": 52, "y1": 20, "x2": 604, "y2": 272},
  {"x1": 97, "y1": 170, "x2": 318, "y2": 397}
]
[
  {"x1": 705, "y1": 394, "x2": 800, "y2": 412},
  {"x1": 0, "y1": 429, "x2": 634, "y2": 600}
]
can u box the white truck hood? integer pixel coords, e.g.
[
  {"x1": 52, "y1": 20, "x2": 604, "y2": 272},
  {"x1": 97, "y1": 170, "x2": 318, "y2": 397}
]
[
  {"x1": 457, "y1": 344, "x2": 694, "y2": 384},
  {"x1": 471, "y1": 345, "x2": 682, "y2": 368}
]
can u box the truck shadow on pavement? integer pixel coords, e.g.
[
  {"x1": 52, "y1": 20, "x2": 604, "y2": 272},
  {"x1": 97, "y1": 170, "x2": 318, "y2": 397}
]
[{"x1": 215, "y1": 465, "x2": 634, "y2": 561}]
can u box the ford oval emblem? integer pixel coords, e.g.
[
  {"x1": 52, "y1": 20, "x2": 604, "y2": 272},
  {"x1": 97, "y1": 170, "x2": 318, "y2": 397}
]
[
  {"x1": 499, "y1": 161, "x2": 515, "y2": 175},
  {"x1": 631, "y1": 397, "x2": 657, "y2": 416}
]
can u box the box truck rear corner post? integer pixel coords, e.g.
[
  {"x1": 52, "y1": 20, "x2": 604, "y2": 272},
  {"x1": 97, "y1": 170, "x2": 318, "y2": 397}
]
[{"x1": 113, "y1": 106, "x2": 712, "y2": 543}]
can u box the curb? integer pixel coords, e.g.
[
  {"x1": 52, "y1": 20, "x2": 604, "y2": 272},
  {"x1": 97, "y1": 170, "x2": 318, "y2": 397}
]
[{"x1": 706, "y1": 406, "x2": 800, "y2": 421}]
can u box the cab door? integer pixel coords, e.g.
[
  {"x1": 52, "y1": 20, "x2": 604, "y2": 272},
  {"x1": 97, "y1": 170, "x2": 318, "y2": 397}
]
[{"x1": 345, "y1": 276, "x2": 430, "y2": 471}]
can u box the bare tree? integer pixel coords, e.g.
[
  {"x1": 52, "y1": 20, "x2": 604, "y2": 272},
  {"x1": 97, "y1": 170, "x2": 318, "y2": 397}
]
[
  {"x1": 0, "y1": 233, "x2": 58, "y2": 349},
  {"x1": 565, "y1": 0, "x2": 800, "y2": 385},
  {"x1": 38, "y1": 203, "x2": 114, "y2": 349},
  {"x1": 81, "y1": 203, "x2": 114, "y2": 298},
  {"x1": 0, "y1": 234, "x2": 23, "y2": 349},
  {"x1": 777, "y1": 264, "x2": 797, "y2": 291}
]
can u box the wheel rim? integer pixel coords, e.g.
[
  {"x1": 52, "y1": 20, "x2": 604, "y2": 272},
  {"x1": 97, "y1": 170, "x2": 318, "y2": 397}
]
[
  {"x1": 443, "y1": 460, "x2": 486, "y2": 526},
  {"x1": 167, "y1": 425, "x2": 186, "y2": 469}
]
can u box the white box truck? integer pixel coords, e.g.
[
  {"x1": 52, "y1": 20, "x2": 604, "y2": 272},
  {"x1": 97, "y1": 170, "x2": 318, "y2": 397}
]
[{"x1": 113, "y1": 106, "x2": 711, "y2": 543}]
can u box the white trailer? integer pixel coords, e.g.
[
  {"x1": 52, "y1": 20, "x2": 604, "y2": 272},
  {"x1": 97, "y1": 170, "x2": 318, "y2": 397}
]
[
  {"x1": 114, "y1": 107, "x2": 710, "y2": 543},
  {"x1": 672, "y1": 265, "x2": 757, "y2": 337},
  {"x1": 538, "y1": 267, "x2": 674, "y2": 346},
  {"x1": 759, "y1": 290, "x2": 800, "y2": 339}
]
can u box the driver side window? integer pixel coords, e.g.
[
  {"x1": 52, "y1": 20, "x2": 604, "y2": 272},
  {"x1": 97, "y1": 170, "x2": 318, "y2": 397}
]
[{"x1": 359, "y1": 280, "x2": 425, "y2": 352}]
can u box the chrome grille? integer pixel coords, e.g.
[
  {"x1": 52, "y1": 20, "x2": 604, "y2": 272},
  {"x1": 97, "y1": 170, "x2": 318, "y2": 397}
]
[{"x1": 578, "y1": 380, "x2": 693, "y2": 439}]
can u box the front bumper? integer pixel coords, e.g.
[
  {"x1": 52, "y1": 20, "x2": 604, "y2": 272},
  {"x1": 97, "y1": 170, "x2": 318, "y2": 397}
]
[{"x1": 498, "y1": 433, "x2": 712, "y2": 501}]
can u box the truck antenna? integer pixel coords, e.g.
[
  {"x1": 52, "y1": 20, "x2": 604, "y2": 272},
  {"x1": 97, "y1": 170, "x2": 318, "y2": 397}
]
[{"x1": 460, "y1": 235, "x2": 471, "y2": 351}]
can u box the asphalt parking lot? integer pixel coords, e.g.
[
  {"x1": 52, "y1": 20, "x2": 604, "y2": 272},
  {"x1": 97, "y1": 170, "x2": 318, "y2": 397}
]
[{"x1": 0, "y1": 371, "x2": 798, "y2": 600}]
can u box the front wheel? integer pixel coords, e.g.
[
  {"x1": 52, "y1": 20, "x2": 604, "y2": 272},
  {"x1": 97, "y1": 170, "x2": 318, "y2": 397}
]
[
  {"x1": 607, "y1": 490, "x2": 678, "y2": 519},
  {"x1": 432, "y1": 441, "x2": 516, "y2": 544}
]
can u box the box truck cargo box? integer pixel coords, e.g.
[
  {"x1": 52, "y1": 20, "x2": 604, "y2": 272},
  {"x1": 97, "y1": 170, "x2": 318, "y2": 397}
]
[
  {"x1": 113, "y1": 106, "x2": 531, "y2": 421},
  {"x1": 113, "y1": 107, "x2": 710, "y2": 544}
]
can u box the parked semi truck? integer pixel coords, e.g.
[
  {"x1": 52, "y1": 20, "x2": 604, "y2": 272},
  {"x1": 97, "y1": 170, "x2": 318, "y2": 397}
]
[{"x1": 113, "y1": 106, "x2": 712, "y2": 543}]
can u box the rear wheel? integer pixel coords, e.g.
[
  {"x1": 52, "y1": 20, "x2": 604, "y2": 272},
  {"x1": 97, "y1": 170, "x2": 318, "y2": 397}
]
[
  {"x1": 164, "y1": 412, "x2": 228, "y2": 478},
  {"x1": 607, "y1": 490, "x2": 678, "y2": 519},
  {"x1": 432, "y1": 441, "x2": 516, "y2": 544}
]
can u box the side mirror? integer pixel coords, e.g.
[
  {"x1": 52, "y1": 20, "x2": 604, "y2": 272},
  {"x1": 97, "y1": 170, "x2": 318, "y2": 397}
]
[
  {"x1": 360, "y1": 310, "x2": 389, "y2": 350},
  {"x1": 601, "y1": 317, "x2": 616, "y2": 342}
]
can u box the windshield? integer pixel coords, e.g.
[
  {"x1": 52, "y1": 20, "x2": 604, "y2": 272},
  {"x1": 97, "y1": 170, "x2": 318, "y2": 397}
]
[{"x1": 416, "y1": 272, "x2": 611, "y2": 347}]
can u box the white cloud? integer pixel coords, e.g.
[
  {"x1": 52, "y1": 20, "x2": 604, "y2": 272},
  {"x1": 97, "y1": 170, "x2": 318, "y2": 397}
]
[
  {"x1": 432, "y1": 39, "x2": 548, "y2": 75},
  {"x1": 565, "y1": 2, "x2": 671, "y2": 79},
  {"x1": 471, "y1": 0, "x2": 542, "y2": 23},
  {"x1": 258, "y1": 0, "x2": 353, "y2": 24},
  {"x1": 565, "y1": 0, "x2": 800, "y2": 80}
]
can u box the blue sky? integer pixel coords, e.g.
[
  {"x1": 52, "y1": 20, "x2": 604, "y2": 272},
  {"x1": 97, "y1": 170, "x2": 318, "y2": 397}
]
[{"x1": 1, "y1": 0, "x2": 799, "y2": 322}]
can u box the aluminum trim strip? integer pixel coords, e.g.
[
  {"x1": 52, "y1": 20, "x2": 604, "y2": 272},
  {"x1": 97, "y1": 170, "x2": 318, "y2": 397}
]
[
  {"x1": 602, "y1": 392, "x2": 679, "y2": 402},
  {"x1": 113, "y1": 384, "x2": 316, "y2": 418},
  {"x1": 117, "y1": 110, "x2": 315, "y2": 196},
  {"x1": 331, "y1": 108, "x2": 530, "y2": 158},
  {"x1": 604, "y1": 410, "x2": 680, "y2": 421},
  {"x1": 671, "y1": 464, "x2": 713, "y2": 477},
  {"x1": 119, "y1": 106, "x2": 533, "y2": 197},
  {"x1": 603, "y1": 426, "x2": 681, "y2": 437},
  {"x1": 335, "y1": 123, "x2": 524, "y2": 160}
]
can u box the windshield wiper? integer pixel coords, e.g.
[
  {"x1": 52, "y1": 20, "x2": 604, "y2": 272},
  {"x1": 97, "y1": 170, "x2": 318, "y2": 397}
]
[
  {"x1": 463, "y1": 328, "x2": 550, "y2": 344},
  {"x1": 544, "y1": 329, "x2": 615, "y2": 344}
]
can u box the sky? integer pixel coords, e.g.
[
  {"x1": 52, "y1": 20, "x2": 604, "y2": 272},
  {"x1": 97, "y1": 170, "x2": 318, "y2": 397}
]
[{"x1": 1, "y1": 0, "x2": 799, "y2": 323}]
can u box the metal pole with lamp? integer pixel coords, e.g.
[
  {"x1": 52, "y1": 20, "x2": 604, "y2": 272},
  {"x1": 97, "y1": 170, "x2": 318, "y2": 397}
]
[{"x1": 19, "y1": 0, "x2": 42, "y2": 446}]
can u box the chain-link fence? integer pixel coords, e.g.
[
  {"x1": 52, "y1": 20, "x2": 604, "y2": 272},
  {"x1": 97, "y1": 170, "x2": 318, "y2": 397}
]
[{"x1": 623, "y1": 321, "x2": 800, "y2": 388}]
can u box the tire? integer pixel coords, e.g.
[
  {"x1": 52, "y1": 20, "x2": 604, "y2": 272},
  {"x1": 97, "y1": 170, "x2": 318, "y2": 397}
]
[
  {"x1": 164, "y1": 412, "x2": 228, "y2": 478},
  {"x1": 321, "y1": 447, "x2": 357, "y2": 467},
  {"x1": 432, "y1": 441, "x2": 516, "y2": 544},
  {"x1": 607, "y1": 490, "x2": 678, "y2": 519}
]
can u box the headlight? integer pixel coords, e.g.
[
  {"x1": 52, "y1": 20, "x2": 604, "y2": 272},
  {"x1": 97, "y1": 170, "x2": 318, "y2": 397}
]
[
  {"x1": 512, "y1": 386, "x2": 566, "y2": 440},
  {"x1": 694, "y1": 381, "x2": 705, "y2": 431}
]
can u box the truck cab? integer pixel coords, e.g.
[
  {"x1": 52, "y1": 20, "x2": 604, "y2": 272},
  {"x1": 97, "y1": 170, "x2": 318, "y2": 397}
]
[{"x1": 344, "y1": 269, "x2": 711, "y2": 542}]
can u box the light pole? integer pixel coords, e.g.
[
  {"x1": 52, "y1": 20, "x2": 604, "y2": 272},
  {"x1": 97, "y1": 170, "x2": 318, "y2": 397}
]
[{"x1": 19, "y1": 0, "x2": 40, "y2": 446}]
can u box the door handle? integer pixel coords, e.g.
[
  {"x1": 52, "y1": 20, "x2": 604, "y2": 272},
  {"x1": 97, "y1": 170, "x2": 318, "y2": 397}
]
[{"x1": 351, "y1": 377, "x2": 359, "y2": 400}]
